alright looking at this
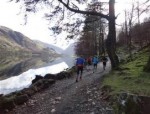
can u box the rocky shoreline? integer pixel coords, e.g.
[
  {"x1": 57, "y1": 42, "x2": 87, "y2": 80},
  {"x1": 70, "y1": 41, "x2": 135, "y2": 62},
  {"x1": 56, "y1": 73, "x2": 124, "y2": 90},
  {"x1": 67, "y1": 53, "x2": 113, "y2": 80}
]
[{"x1": 0, "y1": 67, "x2": 75, "y2": 113}]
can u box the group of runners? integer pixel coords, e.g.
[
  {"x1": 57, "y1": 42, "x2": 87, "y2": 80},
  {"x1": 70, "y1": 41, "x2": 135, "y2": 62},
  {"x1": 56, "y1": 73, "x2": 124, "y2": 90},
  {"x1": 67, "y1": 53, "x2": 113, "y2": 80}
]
[{"x1": 75, "y1": 55, "x2": 108, "y2": 82}]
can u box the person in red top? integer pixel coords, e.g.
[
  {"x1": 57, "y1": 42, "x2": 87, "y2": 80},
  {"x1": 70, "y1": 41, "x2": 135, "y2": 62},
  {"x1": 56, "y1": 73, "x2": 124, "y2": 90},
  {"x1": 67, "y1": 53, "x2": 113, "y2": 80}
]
[
  {"x1": 86, "y1": 56, "x2": 92, "y2": 71},
  {"x1": 76, "y1": 56, "x2": 85, "y2": 82},
  {"x1": 87, "y1": 57, "x2": 92, "y2": 65}
]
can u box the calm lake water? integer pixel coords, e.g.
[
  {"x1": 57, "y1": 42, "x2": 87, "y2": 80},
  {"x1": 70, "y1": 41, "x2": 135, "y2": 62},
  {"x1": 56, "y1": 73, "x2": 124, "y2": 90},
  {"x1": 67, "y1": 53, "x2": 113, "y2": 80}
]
[{"x1": 0, "y1": 56, "x2": 75, "y2": 95}]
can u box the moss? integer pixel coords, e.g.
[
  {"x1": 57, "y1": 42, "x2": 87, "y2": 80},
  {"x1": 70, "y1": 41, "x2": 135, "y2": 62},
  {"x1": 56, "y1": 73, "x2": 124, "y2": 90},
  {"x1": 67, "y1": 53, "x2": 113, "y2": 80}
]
[
  {"x1": 102, "y1": 46, "x2": 150, "y2": 96},
  {"x1": 106, "y1": 46, "x2": 150, "y2": 113}
]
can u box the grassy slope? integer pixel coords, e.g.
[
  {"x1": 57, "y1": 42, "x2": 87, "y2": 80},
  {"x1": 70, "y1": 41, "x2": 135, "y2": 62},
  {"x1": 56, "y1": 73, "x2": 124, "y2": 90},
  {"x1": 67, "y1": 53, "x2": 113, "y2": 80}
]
[
  {"x1": 0, "y1": 35, "x2": 25, "y2": 52},
  {"x1": 102, "y1": 47, "x2": 150, "y2": 96},
  {"x1": 0, "y1": 26, "x2": 48, "y2": 53}
]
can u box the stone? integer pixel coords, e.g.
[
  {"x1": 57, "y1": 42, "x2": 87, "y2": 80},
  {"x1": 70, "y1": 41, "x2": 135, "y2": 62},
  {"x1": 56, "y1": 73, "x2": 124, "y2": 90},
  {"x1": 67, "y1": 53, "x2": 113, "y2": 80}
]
[
  {"x1": 32, "y1": 75, "x2": 43, "y2": 84},
  {"x1": 87, "y1": 90, "x2": 91, "y2": 94},
  {"x1": 32, "y1": 79, "x2": 55, "y2": 91},
  {"x1": 88, "y1": 99, "x2": 92, "y2": 102},
  {"x1": 92, "y1": 102, "x2": 95, "y2": 105},
  {"x1": 51, "y1": 108, "x2": 56, "y2": 113},
  {"x1": 56, "y1": 71, "x2": 71, "y2": 80},
  {"x1": 0, "y1": 97, "x2": 15, "y2": 112},
  {"x1": 55, "y1": 97, "x2": 62, "y2": 101},
  {"x1": 14, "y1": 94, "x2": 28, "y2": 105},
  {"x1": 44, "y1": 74, "x2": 56, "y2": 80},
  {"x1": 139, "y1": 95, "x2": 150, "y2": 114},
  {"x1": 90, "y1": 112, "x2": 95, "y2": 114},
  {"x1": 21, "y1": 88, "x2": 35, "y2": 97}
]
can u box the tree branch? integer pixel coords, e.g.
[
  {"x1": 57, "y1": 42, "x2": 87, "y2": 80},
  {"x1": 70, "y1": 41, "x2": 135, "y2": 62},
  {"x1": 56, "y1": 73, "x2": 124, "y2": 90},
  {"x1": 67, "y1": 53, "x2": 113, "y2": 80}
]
[
  {"x1": 58, "y1": 0, "x2": 109, "y2": 20},
  {"x1": 67, "y1": 0, "x2": 69, "y2": 6},
  {"x1": 115, "y1": 13, "x2": 120, "y2": 19},
  {"x1": 72, "y1": 3, "x2": 79, "y2": 10}
]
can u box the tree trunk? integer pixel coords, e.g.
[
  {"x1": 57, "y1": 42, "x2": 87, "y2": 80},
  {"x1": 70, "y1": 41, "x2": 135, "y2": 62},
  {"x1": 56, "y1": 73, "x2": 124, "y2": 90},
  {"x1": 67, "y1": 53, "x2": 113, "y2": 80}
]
[{"x1": 106, "y1": 0, "x2": 119, "y2": 69}]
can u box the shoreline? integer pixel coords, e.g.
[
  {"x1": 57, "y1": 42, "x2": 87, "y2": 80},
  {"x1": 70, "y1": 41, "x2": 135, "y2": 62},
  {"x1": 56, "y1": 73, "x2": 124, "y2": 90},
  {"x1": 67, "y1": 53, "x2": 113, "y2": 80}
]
[{"x1": 0, "y1": 66, "x2": 76, "y2": 113}]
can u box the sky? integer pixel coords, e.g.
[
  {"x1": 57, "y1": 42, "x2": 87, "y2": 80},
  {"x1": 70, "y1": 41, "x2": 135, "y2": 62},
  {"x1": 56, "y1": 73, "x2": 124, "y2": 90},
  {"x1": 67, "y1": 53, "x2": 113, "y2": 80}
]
[
  {"x1": 0, "y1": 0, "x2": 147, "y2": 49},
  {"x1": 0, "y1": 0, "x2": 75, "y2": 49}
]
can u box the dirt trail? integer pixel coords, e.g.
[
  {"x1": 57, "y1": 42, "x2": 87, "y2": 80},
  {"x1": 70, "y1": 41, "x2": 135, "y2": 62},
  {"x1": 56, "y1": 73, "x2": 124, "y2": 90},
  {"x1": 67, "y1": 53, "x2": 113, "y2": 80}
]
[{"x1": 8, "y1": 61, "x2": 113, "y2": 114}]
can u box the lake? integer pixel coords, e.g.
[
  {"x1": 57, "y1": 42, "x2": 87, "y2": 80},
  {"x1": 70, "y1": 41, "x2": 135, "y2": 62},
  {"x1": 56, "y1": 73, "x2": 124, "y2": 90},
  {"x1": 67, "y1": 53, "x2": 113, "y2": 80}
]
[{"x1": 0, "y1": 56, "x2": 76, "y2": 95}]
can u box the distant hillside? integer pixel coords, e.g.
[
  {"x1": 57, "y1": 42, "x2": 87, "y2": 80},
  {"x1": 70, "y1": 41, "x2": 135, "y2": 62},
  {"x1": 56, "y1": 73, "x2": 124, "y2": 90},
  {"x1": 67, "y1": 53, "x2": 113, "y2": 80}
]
[
  {"x1": 0, "y1": 26, "x2": 59, "y2": 57},
  {"x1": 34, "y1": 40, "x2": 64, "y2": 54},
  {"x1": 34, "y1": 40, "x2": 75, "y2": 56}
]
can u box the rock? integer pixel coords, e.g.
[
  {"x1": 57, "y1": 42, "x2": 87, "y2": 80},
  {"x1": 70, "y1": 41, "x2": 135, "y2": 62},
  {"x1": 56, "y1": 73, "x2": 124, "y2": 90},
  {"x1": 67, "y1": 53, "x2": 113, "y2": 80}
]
[
  {"x1": 0, "y1": 97, "x2": 15, "y2": 112},
  {"x1": 32, "y1": 79, "x2": 55, "y2": 91},
  {"x1": 28, "y1": 100, "x2": 36, "y2": 106},
  {"x1": 51, "y1": 108, "x2": 56, "y2": 113},
  {"x1": 44, "y1": 74, "x2": 56, "y2": 80},
  {"x1": 117, "y1": 93, "x2": 138, "y2": 114},
  {"x1": 56, "y1": 71, "x2": 71, "y2": 80},
  {"x1": 21, "y1": 88, "x2": 36, "y2": 97},
  {"x1": 55, "y1": 97, "x2": 62, "y2": 101},
  {"x1": 42, "y1": 79, "x2": 55, "y2": 89},
  {"x1": 139, "y1": 95, "x2": 150, "y2": 114},
  {"x1": 93, "y1": 88, "x2": 97, "y2": 90},
  {"x1": 92, "y1": 102, "x2": 95, "y2": 105},
  {"x1": 106, "y1": 107, "x2": 113, "y2": 111},
  {"x1": 88, "y1": 99, "x2": 92, "y2": 102},
  {"x1": 52, "y1": 101, "x2": 56, "y2": 105},
  {"x1": 87, "y1": 90, "x2": 91, "y2": 94},
  {"x1": 14, "y1": 94, "x2": 29, "y2": 105},
  {"x1": 32, "y1": 75, "x2": 43, "y2": 84},
  {"x1": 90, "y1": 112, "x2": 95, "y2": 114}
]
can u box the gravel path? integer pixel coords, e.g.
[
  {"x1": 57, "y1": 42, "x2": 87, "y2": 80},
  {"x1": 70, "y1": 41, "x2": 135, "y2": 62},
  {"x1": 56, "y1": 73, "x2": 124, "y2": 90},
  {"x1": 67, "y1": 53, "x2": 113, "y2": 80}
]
[{"x1": 8, "y1": 62, "x2": 113, "y2": 114}]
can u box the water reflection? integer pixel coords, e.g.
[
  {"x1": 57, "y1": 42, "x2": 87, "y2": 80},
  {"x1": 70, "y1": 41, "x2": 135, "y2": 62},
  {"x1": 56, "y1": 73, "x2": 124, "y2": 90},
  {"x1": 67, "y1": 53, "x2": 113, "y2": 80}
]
[
  {"x1": 0, "y1": 57, "x2": 53, "y2": 79},
  {"x1": 0, "y1": 56, "x2": 75, "y2": 95}
]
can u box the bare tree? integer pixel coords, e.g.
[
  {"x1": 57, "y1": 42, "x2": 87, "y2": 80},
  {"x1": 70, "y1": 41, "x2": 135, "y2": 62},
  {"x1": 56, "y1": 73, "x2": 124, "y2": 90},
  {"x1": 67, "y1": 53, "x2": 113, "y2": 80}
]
[{"x1": 118, "y1": 0, "x2": 150, "y2": 60}]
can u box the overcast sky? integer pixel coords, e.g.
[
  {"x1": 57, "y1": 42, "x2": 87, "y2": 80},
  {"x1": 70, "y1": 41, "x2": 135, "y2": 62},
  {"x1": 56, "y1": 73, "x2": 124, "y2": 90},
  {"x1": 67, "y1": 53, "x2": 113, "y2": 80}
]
[{"x1": 0, "y1": 0, "x2": 146, "y2": 49}]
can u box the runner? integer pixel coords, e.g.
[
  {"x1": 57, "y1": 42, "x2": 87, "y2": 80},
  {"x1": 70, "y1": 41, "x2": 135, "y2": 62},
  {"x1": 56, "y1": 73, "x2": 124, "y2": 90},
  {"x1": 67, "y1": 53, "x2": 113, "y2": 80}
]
[
  {"x1": 92, "y1": 56, "x2": 99, "y2": 73},
  {"x1": 102, "y1": 56, "x2": 108, "y2": 70},
  {"x1": 75, "y1": 56, "x2": 85, "y2": 82},
  {"x1": 86, "y1": 56, "x2": 92, "y2": 71}
]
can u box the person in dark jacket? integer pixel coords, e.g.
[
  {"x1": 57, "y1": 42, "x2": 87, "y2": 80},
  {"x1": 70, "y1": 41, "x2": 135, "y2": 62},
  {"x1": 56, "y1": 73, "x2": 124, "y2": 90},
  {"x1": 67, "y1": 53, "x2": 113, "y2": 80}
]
[{"x1": 102, "y1": 56, "x2": 108, "y2": 70}]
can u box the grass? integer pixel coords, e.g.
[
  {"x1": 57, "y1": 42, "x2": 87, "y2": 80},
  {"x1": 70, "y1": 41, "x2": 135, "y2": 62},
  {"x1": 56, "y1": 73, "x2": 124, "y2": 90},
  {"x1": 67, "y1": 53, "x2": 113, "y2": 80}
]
[{"x1": 102, "y1": 47, "x2": 150, "y2": 96}]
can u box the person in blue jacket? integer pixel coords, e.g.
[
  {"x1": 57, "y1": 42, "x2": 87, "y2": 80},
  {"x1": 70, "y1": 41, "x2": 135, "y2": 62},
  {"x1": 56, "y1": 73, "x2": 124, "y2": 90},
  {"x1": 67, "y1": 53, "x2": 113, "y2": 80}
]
[
  {"x1": 75, "y1": 56, "x2": 85, "y2": 82},
  {"x1": 92, "y1": 56, "x2": 99, "y2": 73}
]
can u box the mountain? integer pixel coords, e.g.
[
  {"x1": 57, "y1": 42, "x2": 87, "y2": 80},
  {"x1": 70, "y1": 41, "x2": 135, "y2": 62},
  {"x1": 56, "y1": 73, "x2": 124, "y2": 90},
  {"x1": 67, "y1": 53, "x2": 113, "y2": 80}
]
[
  {"x1": 34, "y1": 40, "x2": 64, "y2": 54},
  {"x1": 34, "y1": 40, "x2": 75, "y2": 56},
  {"x1": 0, "y1": 26, "x2": 59, "y2": 57}
]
